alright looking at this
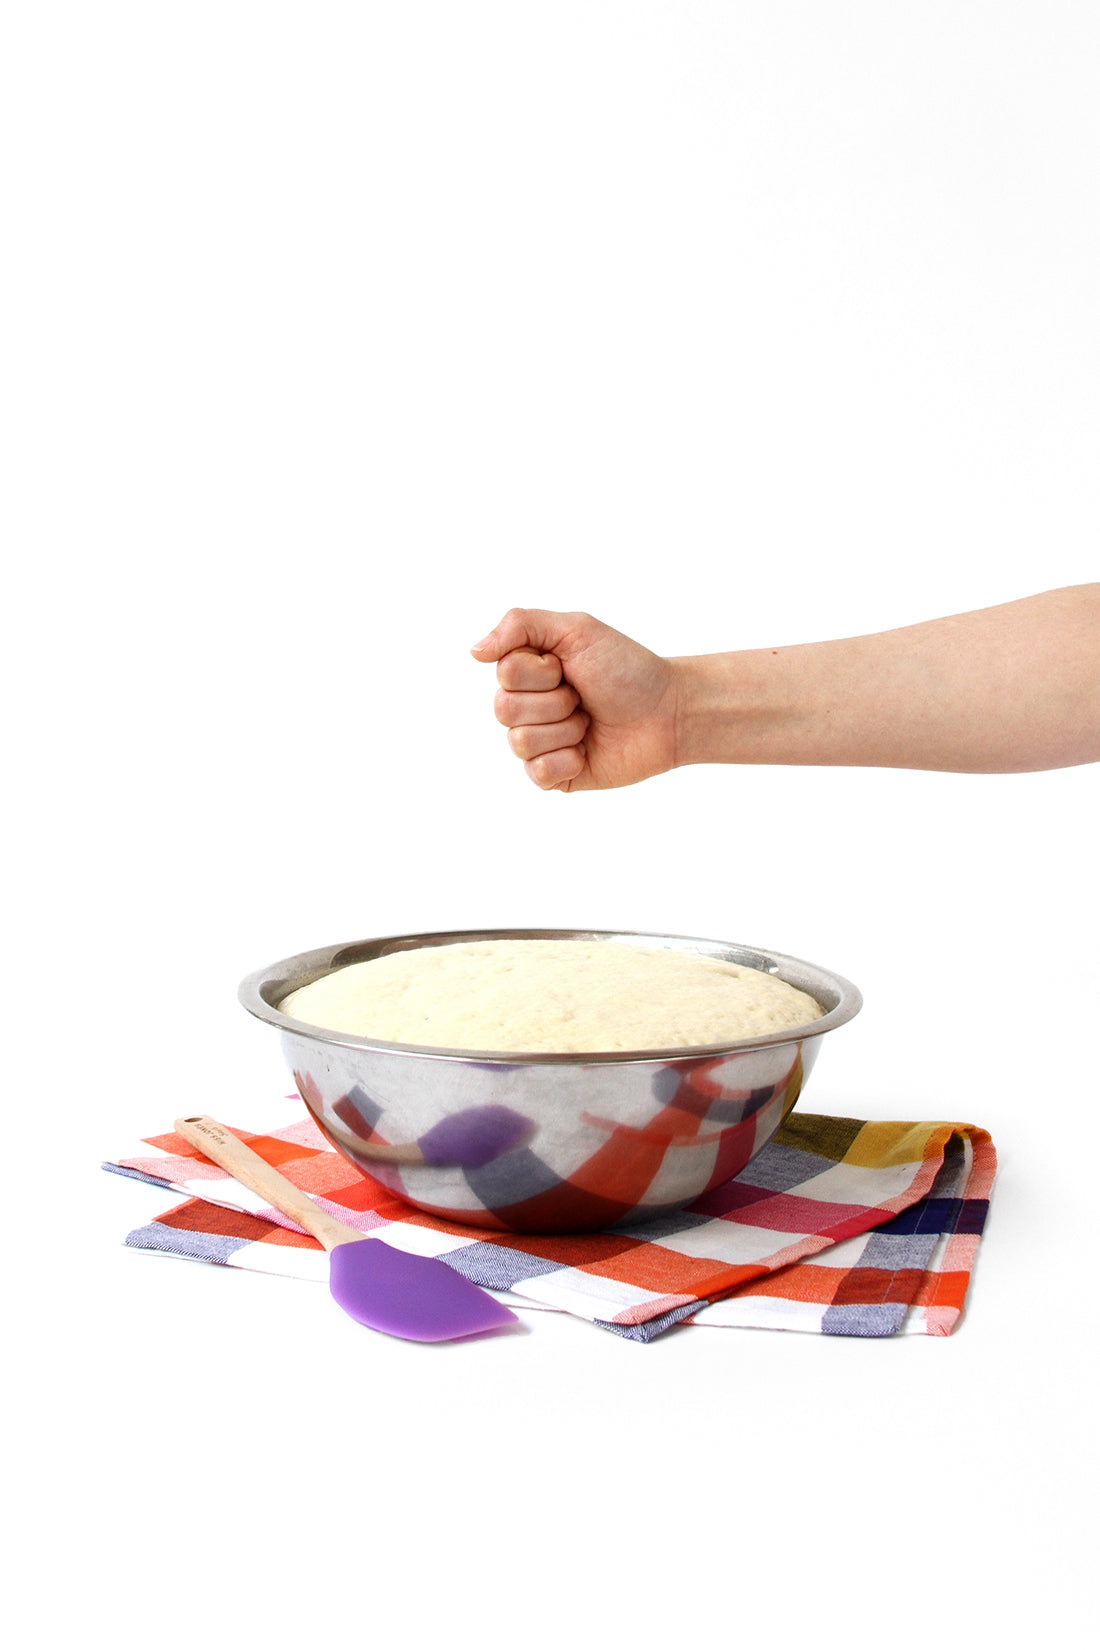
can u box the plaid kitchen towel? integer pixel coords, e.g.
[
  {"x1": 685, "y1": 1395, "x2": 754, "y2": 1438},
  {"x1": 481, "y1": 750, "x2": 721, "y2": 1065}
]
[{"x1": 106, "y1": 1106, "x2": 996, "y2": 1340}]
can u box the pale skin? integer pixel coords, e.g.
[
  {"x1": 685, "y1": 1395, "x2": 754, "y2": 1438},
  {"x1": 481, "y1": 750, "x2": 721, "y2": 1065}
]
[{"x1": 470, "y1": 584, "x2": 1100, "y2": 792}]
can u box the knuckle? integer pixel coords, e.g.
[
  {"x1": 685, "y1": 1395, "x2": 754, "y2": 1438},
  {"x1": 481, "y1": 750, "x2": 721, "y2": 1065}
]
[
  {"x1": 507, "y1": 726, "x2": 534, "y2": 759},
  {"x1": 493, "y1": 688, "x2": 514, "y2": 725}
]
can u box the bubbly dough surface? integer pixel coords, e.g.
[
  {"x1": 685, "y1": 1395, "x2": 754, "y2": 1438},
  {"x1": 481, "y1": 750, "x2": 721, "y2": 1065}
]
[{"x1": 279, "y1": 939, "x2": 824, "y2": 1053}]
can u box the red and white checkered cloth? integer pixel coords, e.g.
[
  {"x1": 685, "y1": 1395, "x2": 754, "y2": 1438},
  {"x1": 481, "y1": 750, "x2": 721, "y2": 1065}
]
[{"x1": 106, "y1": 1103, "x2": 996, "y2": 1339}]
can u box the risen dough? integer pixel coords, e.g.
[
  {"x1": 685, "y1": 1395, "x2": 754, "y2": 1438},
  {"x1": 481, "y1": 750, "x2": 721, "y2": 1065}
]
[{"x1": 278, "y1": 939, "x2": 824, "y2": 1053}]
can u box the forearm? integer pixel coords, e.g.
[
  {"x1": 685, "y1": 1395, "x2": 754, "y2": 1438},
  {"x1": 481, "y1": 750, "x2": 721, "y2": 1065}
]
[{"x1": 671, "y1": 585, "x2": 1100, "y2": 774}]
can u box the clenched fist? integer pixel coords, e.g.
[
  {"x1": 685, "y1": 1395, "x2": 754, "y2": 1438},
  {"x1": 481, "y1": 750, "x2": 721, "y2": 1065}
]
[{"x1": 471, "y1": 609, "x2": 681, "y2": 792}]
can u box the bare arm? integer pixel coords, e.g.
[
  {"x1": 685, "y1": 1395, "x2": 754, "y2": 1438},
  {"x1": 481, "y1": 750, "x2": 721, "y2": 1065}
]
[
  {"x1": 472, "y1": 586, "x2": 1100, "y2": 790},
  {"x1": 675, "y1": 584, "x2": 1100, "y2": 775}
]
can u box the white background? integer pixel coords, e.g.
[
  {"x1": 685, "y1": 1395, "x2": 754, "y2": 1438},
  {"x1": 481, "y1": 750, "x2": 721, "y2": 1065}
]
[{"x1": 6, "y1": 3, "x2": 1098, "y2": 1644}]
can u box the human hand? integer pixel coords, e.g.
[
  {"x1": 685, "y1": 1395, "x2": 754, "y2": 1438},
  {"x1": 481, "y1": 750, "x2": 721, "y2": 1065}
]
[{"x1": 471, "y1": 608, "x2": 680, "y2": 791}]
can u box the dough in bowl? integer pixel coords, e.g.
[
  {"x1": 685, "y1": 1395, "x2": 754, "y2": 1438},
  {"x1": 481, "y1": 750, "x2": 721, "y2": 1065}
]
[{"x1": 278, "y1": 939, "x2": 824, "y2": 1053}]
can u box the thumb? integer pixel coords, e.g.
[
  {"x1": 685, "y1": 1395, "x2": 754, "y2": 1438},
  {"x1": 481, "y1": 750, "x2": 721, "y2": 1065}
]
[{"x1": 470, "y1": 607, "x2": 575, "y2": 663}]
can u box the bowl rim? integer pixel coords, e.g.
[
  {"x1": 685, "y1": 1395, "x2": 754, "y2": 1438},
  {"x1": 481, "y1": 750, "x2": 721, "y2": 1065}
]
[{"x1": 238, "y1": 927, "x2": 862, "y2": 1066}]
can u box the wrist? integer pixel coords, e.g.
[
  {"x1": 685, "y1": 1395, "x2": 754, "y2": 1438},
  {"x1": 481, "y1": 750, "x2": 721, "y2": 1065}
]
[{"x1": 669, "y1": 650, "x2": 800, "y2": 769}]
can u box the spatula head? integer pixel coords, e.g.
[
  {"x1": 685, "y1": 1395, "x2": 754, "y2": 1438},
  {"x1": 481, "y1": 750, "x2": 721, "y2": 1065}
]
[{"x1": 328, "y1": 1238, "x2": 518, "y2": 1341}]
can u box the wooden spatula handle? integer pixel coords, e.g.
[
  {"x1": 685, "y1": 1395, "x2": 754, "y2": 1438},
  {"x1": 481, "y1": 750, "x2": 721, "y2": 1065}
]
[{"x1": 174, "y1": 1115, "x2": 362, "y2": 1252}]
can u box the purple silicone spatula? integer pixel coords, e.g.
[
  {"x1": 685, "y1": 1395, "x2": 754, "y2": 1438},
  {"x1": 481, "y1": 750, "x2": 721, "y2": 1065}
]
[{"x1": 174, "y1": 1116, "x2": 518, "y2": 1342}]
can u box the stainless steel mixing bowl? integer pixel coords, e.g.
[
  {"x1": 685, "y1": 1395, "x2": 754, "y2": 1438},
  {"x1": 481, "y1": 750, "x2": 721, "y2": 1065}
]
[{"x1": 239, "y1": 928, "x2": 862, "y2": 1233}]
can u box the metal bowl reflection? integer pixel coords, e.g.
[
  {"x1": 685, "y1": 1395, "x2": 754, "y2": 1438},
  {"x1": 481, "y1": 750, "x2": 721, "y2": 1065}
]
[{"x1": 239, "y1": 928, "x2": 861, "y2": 1234}]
